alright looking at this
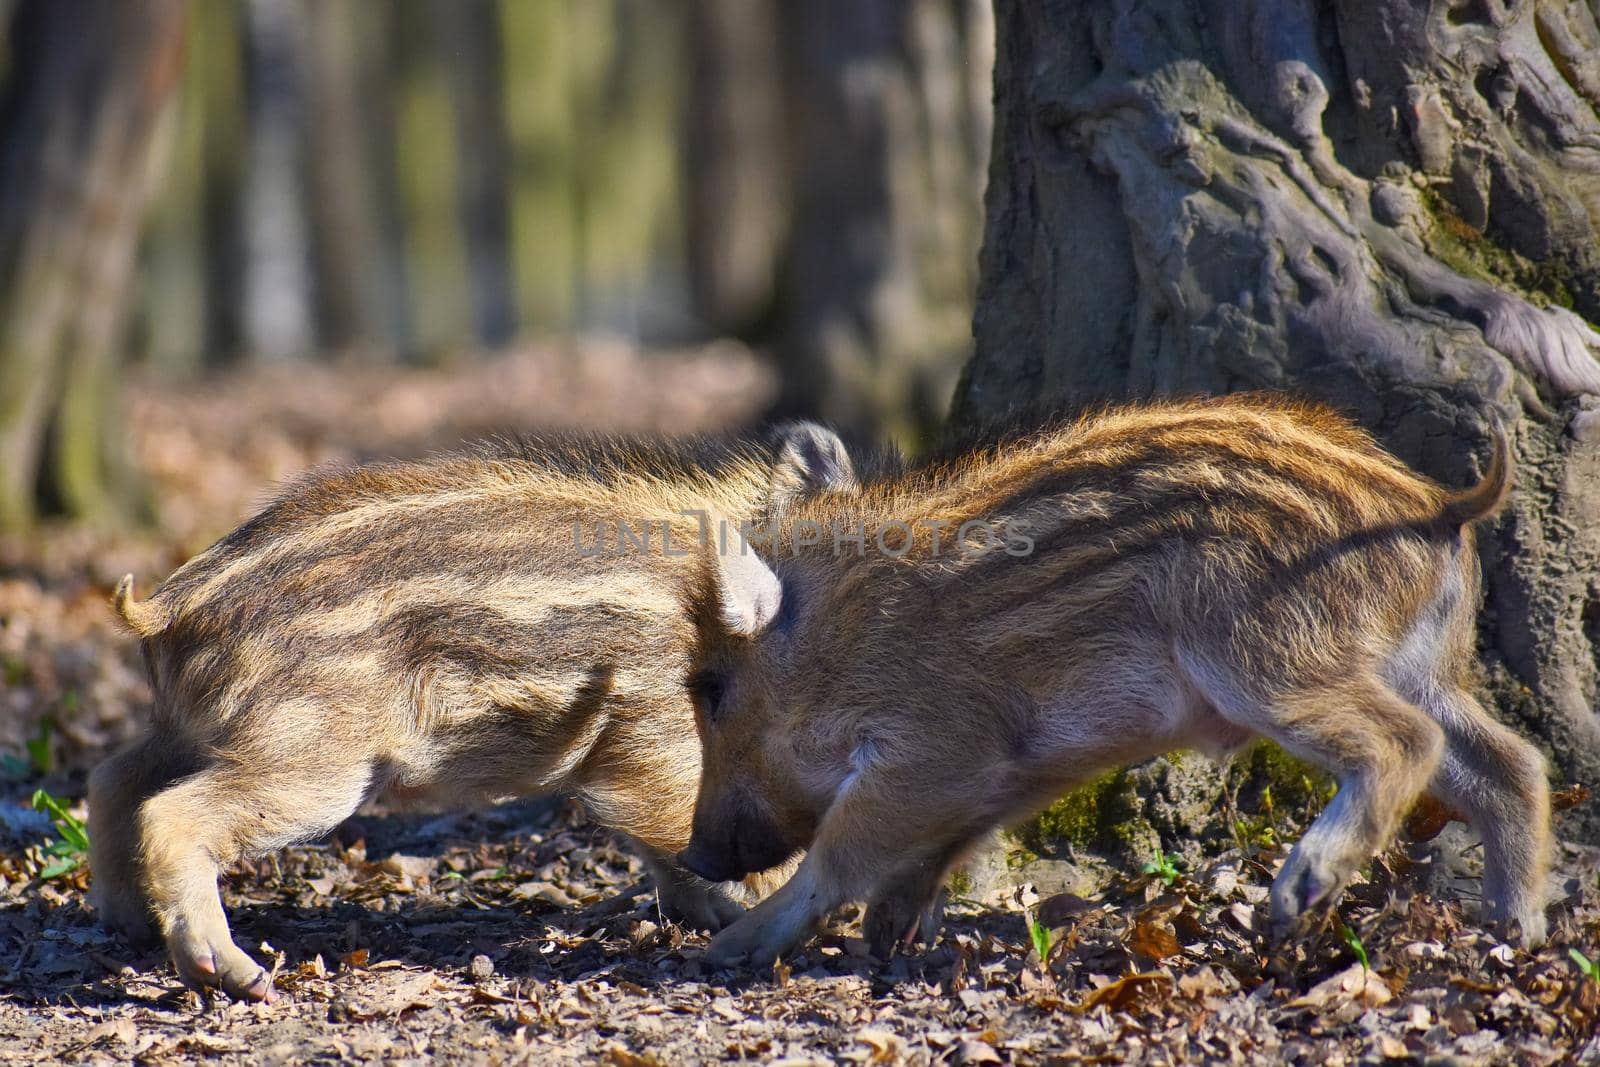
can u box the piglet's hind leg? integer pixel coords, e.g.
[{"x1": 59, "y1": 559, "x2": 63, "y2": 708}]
[
  {"x1": 1258, "y1": 679, "x2": 1444, "y2": 936},
  {"x1": 88, "y1": 733, "x2": 193, "y2": 942},
  {"x1": 1420, "y1": 685, "x2": 1551, "y2": 947},
  {"x1": 138, "y1": 754, "x2": 372, "y2": 1001}
]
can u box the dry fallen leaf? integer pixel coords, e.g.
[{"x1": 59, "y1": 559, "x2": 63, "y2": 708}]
[
  {"x1": 1078, "y1": 972, "x2": 1171, "y2": 1014},
  {"x1": 953, "y1": 1038, "x2": 1003, "y2": 1064},
  {"x1": 337, "y1": 971, "x2": 441, "y2": 1021},
  {"x1": 1038, "y1": 893, "x2": 1096, "y2": 926},
  {"x1": 1410, "y1": 783, "x2": 1586, "y2": 843},
  {"x1": 1486, "y1": 943, "x2": 1517, "y2": 970},
  {"x1": 1288, "y1": 964, "x2": 1393, "y2": 1011},
  {"x1": 1176, "y1": 966, "x2": 1233, "y2": 1000},
  {"x1": 375, "y1": 854, "x2": 435, "y2": 892},
  {"x1": 855, "y1": 1028, "x2": 901, "y2": 1063},
  {"x1": 1376, "y1": 1034, "x2": 1409, "y2": 1059},
  {"x1": 602, "y1": 1046, "x2": 668, "y2": 1067},
  {"x1": 1128, "y1": 916, "x2": 1182, "y2": 963},
  {"x1": 175, "y1": 1033, "x2": 249, "y2": 1055},
  {"x1": 63, "y1": 1018, "x2": 137, "y2": 1056},
  {"x1": 514, "y1": 881, "x2": 578, "y2": 907},
  {"x1": 1551, "y1": 783, "x2": 1590, "y2": 813},
  {"x1": 1402, "y1": 794, "x2": 1464, "y2": 842}
]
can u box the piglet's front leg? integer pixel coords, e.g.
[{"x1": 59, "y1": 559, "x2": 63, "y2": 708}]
[
  {"x1": 701, "y1": 777, "x2": 970, "y2": 969},
  {"x1": 703, "y1": 859, "x2": 838, "y2": 968}
]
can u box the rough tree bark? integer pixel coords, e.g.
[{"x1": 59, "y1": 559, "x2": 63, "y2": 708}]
[
  {"x1": 956, "y1": 0, "x2": 1600, "y2": 831},
  {"x1": 776, "y1": 0, "x2": 993, "y2": 444},
  {"x1": 0, "y1": 0, "x2": 188, "y2": 530}
]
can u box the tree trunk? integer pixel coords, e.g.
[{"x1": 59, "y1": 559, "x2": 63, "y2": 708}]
[
  {"x1": 957, "y1": 0, "x2": 1600, "y2": 828},
  {"x1": 680, "y1": 0, "x2": 784, "y2": 336},
  {"x1": 195, "y1": 0, "x2": 247, "y2": 366},
  {"x1": 353, "y1": 1, "x2": 417, "y2": 361},
  {"x1": 435, "y1": 0, "x2": 517, "y2": 348},
  {"x1": 775, "y1": 0, "x2": 993, "y2": 446},
  {"x1": 501, "y1": 0, "x2": 581, "y2": 333},
  {"x1": 240, "y1": 0, "x2": 313, "y2": 361},
  {"x1": 305, "y1": 0, "x2": 393, "y2": 356},
  {"x1": 392, "y1": 0, "x2": 471, "y2": 359},
  {"x1": 137, "y1": 10, "x2": 207, "y2": 378},
  {"x1": 0, "y1": 0, "x2": 188, "y2": 530}
]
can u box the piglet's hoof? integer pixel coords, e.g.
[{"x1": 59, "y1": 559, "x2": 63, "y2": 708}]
[
  {"x1": 1268, "y1": 847, "x2": 1347, "y2": 941},
  {"x1": 656, "y1": 882, "x2": 745, "y2": 934},
  {"x1": 171, "y1": 928, "x2": 276, "y2": 1003},
  {"x1": 863, "y1": 887, "x2": 946, "y2": 960},
  {"x1": 703, "y1": 917, "x2": 780, "y2": 970}
]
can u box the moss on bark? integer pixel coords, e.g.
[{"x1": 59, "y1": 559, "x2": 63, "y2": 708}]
[
  {"x1": 1419, "y1": 188, "x2": 1581, "y2": 315},
  {"x1": 1007, "y1": 743, "x2": 1335, "y2": 864}
]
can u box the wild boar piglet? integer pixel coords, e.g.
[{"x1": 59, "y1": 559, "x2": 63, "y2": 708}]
[
  {"x1": 680, "y1": 394, "x2": 1550, "y2": 967},
  {"x1": 89, "y1": 423, "x2": 854, "y2": 1000}
]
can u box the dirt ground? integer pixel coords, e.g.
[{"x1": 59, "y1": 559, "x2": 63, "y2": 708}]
[{"x1": 1, "y1": 344, "x2": 1598, "y2": 1065}]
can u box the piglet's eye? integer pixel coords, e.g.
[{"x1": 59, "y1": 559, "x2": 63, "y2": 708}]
[{"x1": 689, "y1": 670, "x2": 727, "y2": 721}]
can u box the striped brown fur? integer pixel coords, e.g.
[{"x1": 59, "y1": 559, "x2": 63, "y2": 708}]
[
  {"x1": 88, "y1": 425, "x2": 856, "y2": 1000},
  {"x1": 680, "y1": 394, "x2": 1549, "y2": 968}
]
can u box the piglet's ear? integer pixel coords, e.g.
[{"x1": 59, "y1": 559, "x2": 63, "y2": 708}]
[
  {"x1": 714, "y1": 539, "x2": 783, "y2": 637},
  {"x1": 767, "y1": 421, "x2": 857, "y2": 519}
]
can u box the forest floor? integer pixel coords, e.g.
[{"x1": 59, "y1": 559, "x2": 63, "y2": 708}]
[{"x1": 1, "y1": 343, "x2": 1597, "y2": 1065}]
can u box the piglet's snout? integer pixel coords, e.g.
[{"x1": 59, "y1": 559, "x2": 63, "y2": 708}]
[
  {"x1": 681, "y1": 800, "x2": 793, "y2": 882},
  {"x1": 678, "y1": 836, "x2": 740, "y2": 884}
]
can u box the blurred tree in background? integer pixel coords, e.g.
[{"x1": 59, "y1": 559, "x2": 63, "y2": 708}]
[
  {"x1": 0, "y1": 0, "x2": 996, "y2": 531},
  {"x1": 143, "y1": 0, "x2": 690, "y2": 367},
  {"x1": 685, "y1": 0, "x2": 992, "y2": 443},
  {"x1": 681, "y1": 0, "x2": 784, "y2": 339},
  {"x1": 770, "y1": 0, "x2": 991, "y2": 443},
  {"x1": 0, "y1": 0, "x2": 189, "y2": 531}
]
